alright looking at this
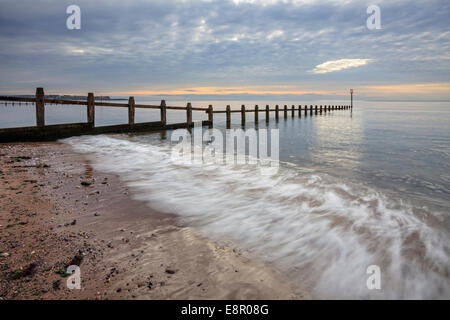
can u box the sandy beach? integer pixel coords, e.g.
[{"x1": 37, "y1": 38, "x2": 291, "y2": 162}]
[{"x1": 0, "y1": 139, "x2": 303, "y2": 300}]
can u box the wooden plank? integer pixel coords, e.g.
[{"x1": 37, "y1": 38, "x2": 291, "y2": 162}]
[
  {"x1": 128, "y1": 97, "x2": 135, "y2": 125},
  {"x1": 160, "y1": 100, "x2": 167, "y2": 125},
  {"x1": 0, "y1": 96, "x2": 35, "y2": 103},
  {"x1": 35, "y1": 88, "x2": 45, "y2": 127},
  {"x1": 275, "y1": 105, "x2": 279, "y2": 120},
  {"x1": 266, "y1": 105, "x2": 270, "y2": 122},
  {"x1": 87, "y1": 93, "x2": 95, "y2": 126},
  {"x1": 241, "y1": 105, "x2": 246, "y2": 126},
  {"x1": 226, "y1": 105, "x2": 231, "y2": 128},
  {"x1": 255, "y1": 105, "x2": 259, "y2": 123},
  {"x1": 207, "y1": 105, "x2": 213, "y2": 128},
  {"x1": 94, "y1": 101, "x2": 128, "y2": 107},
  {"x1": 186, "y1": 103, "x2": 192, "y2": 126}
]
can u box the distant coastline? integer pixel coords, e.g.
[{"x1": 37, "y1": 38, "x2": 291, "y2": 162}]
[{"x1": 2, "y1": 94, "x2": 127, "y2": 101}]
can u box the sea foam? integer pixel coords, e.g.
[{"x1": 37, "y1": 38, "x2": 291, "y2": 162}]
[{"x1": 64, "y1": 135, "x2": 450, "y2": 299}]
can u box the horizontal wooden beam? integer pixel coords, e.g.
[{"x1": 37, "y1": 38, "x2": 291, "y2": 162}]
[{"x1": 0, "y1": 120, "x2": 213, "y2": 143}]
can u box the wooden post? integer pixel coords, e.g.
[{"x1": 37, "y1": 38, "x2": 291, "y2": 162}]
[
  {"x1": 255, "y1": 105, "x2": 259, "y2": 124},
  {"x1": 284, "y1": 105, "x2": 287, "y2": 119},
  {"x1": 320, "y1": 105, "x2": 323, "y2": 114},
  {"x1": 207, "y1": 104, "x2": 213, "y2": 128},
  {"x1": 265, "y1": 105, "x2": 270, "y2": 122},
  {"x1": 87, "y1": 92, "x2": 95, "y2": 127},
  {"x1": 350, "y1": 89, "x2": 353, "y2": 109},
  {"x1": 160, "y1": 100, "x2": 167, "y2": 125},
  {"x1": 35, "y1": 87, "x2": 45, "y2": 127},
  {"x1": 186, "y1": 102, "x2": 192, "y2": 126},
  {"x1": 241, "y1": 105, "x2": 246, "y2": 126},
  {"x1": 275, "y1": 105, "x2": 279, "y2": 120},
  {"x1": 315, "y1": 105, "x2": 318, "y2": 114},
  {"x1": 304, "y1": 105, "x2": 307, "y2": 116},
  {"x1": 291, "y1": 105, "x2": 295, "y2": 117},
  {"x1": 128, "y1": 96, "x2": 135, "y2": 125},
  {"x1": 298, "y1": 105, "x2": 301, "y2": 117},
  {"x1": 226, "y1": 105, "x2": 231, "y2": 129},
  {"x1": 310, "y1": 105, "x2": 313, "y2": 115}
]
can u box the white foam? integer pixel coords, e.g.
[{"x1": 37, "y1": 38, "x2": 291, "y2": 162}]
[{"x1": 64, "y1": 135, "x2": 450, "y2": 299}]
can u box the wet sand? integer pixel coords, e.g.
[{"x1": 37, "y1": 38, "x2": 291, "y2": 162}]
[{"x1": 0, "y1": 140, "x2": 304, "y2": 300}]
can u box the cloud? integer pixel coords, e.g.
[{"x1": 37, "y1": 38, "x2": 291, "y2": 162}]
[
  {"x1": 310, "y1": 59, "x2": 373, "y2": 74},
  {"x1": 0, "y1": 0, "x2": 449, "y2": 98}
]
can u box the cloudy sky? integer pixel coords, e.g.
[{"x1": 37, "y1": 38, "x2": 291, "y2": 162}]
[{"x1": 0, "y1": 0, "x2": 449, "y2": 100}]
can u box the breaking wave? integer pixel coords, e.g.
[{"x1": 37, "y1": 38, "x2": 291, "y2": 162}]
[{"x1": 64, "y1": 135, "x2": 450, "y2": 299}]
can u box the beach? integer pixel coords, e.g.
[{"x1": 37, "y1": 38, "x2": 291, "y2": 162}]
[{"x1": 0, "y1": 141, "x2": 303, "y2": 300}]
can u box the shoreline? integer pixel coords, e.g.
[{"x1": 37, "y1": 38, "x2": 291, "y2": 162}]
[{"x1": 0, "y1": 140, "x2": 304, "y2": 300}]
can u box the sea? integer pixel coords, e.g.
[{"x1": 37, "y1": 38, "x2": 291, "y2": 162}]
[{"x1": 1, "y1": 99, "x2": 449, "y2": 299}]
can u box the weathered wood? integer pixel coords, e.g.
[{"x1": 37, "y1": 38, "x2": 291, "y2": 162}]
[
  {"x1": 87, "y1": 93, "x2": 95, "y2": 127},
  {"x1": 207, "y1": 105, "x2": 213, "y2": 128},
  {"x1": 291, "y1": 105, "x2": 295, "y2": 117},
  {"x1": 128, "y1": 96, "x2": 135, "y2": 125},
  {"x1": 310, "y1": 105, "x2": 313, "y2": 115},
  {"x1": 0, "y1": 96, "x2": 35, "y2": 103},
  {"x1": 266, "y1": 105, "x2": 270, "y2": 122},
  {"x1": 284, "y1": 105, "x2": 287, "y2": 118},
  {"x1": 351, "y1": 89, "x2": 353, "y2": 109},
  {"x1": 92, "y1": 101, "x2": 127, "y2": 107},
  {"x1": 241, "y1": 105, "x2": 246, "y2": 126},
  {"x1": 160, "y1": 100, "x2": 167, "y2": 125},
  {"x1": 226, "y1": 105, "x2": 231, "y2": 128},
  {"x1": 255, "y1": 105, "x2": 259, "y2": 123},
  {"x1": 304, "y1": 105, "x2": 308, "y2": 116},
  {"x1": 320, "y1": 105, "x2": 323, "y2": 114},
  {"x1": 0, "y1": 121, "x2": 217, "y2": 143},
  {"x1": 275, "y1": 105, "x2": 279, "y2": 120},
  {"x1": 186, "y1": 102, "x2": 192, "y2": 125},
  {"x1": 315, "y1": 105, "x2": 318, "y2": 114},
  {"x1": 35, "y1": 88, "x2": 45, "y2": 127},
  {"x1": 298, "y1": 105, "x2": 301, "y2": 117}
]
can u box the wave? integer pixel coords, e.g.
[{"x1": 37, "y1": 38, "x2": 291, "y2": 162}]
[{"x1": 63, "y1": 134, "x2": 450, "y2": 299}]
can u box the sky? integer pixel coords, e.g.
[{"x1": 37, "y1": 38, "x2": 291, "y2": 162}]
[{"x1": 0, "y1": 0, "x2": 449, "y2": 100}]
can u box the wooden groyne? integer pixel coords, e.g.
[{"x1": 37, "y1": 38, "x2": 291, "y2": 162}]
[
  {"x1": 0, "y1": 87, "x2": 352, "y2": 142},
  {"x1": 218, "y1": 103, "x2": 351, "y2": 128}
]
